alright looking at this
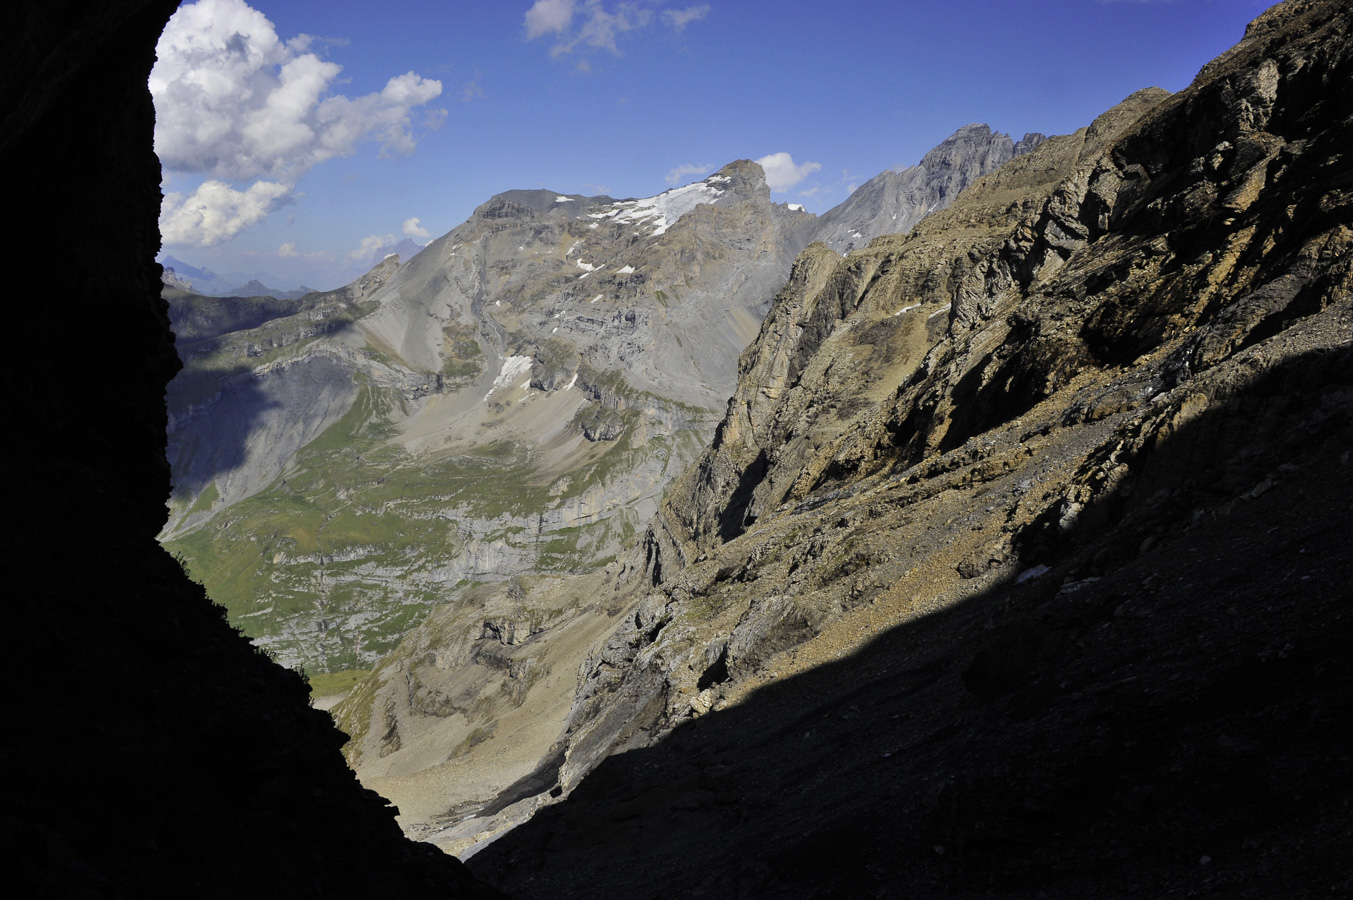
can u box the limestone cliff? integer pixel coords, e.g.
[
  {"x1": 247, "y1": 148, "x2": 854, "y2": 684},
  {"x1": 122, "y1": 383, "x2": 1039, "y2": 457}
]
[
  {"x1": 471, "y1": 2, "x2": 1353, "y2": 895},
  {"x1": 160, "y1": 108, "x2": 1040, "y2": 685}
]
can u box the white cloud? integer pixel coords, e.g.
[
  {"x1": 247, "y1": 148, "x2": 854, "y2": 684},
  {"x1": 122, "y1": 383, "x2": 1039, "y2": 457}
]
[
  {"x1": 665, "y1": 162, "x2": 714, "y2": 186},
  {"x1": 152, "y1": 0, "x2": 444, "y2": 181},
  {"x1": 755, "y1": 152, "x2": 822, "y2": 192},
  {"x1": 525, "y1": 0, "x2": 576, "y2": 38},
  {"x1": 402, "y1": 217, "x2": 433, "y2": 238},
  {"x1": 151, "y1": 0, "x2": 443, "y2": 247},
  {"x1": 350, "y1": 234, "x2": 397, "y2": 262},
  {"x1": 527, "y1": 1, "x2": 708, "y2": 58},
  {"x1": 278, "y1": 242, "x2": 299, "y2": 257},
  {"x1": 661, "y1": 5, "x2": 710, "y2": 31},
  {"x1": 160, "y1": 180, "x2": 292, "y2": 247}
]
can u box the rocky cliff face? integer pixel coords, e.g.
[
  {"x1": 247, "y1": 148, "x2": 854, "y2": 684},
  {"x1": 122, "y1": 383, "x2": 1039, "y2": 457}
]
[
  {"x1": 469, "y1": 2, "x2": 1353, "y2": 895},
  {"x1": 162, "y1": 115, "x2": 1035, "y2": 685}
]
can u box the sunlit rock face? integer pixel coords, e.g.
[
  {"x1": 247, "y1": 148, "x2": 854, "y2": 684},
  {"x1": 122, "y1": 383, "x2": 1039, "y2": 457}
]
[
  {"x1": 811, "y1": 123, "x2": 1046, "y2": 255},
  {"x1": 160, "y1": 159, "x2": 821, "y2": 676}
]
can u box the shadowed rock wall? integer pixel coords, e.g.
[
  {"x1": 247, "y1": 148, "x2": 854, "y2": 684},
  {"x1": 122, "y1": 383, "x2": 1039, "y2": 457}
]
[{"x1": 4, "y1": 3, "x2": 499, "y2": 896}]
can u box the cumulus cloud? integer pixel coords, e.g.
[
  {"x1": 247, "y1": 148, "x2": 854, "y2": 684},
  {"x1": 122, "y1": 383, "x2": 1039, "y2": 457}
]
[
  {"x1": 160, "y1": 180, "x2": 293, "y2": 247},
  {"x1": 152, "y1": 0, "x2": 443, "y2": 246},
  {"x1": 665, "y1": 162, "x2": 714, "y2": 186},
  {"x1": 402, "y1": 217, "x2": 433, "y2": 238},
  {"x1": 755, "y1": 152, "x2": 822, "y2": 192},
  {"x1": 526, "y1": 1, "x2": 710, "y2": 58},
  {"x1": 278, "y1": 241, "x2": 299, "y2": 257},
  {"x1": 152, "y1": 0, "x2": 443, "y2": 181}
]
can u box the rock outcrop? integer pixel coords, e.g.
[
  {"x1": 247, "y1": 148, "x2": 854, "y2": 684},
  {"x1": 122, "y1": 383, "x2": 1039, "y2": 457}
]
[{"x1": 470, "y1": 2, "x2": 1352, "y2": 896}]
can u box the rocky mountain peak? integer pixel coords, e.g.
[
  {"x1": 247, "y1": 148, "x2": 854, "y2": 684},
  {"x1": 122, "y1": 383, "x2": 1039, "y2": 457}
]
[
  {"x1": 703, "y1": 158, "x2": 771, "y2": 203},
  {"x1": 809, "y1": 122, "x2": 1048, "y2": 254}
]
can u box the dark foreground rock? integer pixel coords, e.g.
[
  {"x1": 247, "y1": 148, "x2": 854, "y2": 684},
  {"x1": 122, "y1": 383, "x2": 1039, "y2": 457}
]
[{"x1": 5, "y1": 3, "x2": 500, "y2": 897}]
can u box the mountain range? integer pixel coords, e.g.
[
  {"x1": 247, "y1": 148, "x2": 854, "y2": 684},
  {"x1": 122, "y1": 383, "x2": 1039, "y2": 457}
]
[
  {"x1": 15, "y1": 1, "x2": 1349, "y2": 896},
  {"x1": 161, "y1": 125, "x2": 1033, "y2": 680}
]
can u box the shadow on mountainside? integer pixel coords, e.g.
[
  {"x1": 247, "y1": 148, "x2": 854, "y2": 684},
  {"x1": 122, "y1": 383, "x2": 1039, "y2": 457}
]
[
  {"x1": 471, "y1": 342, "x2": 1352, "y2": 899},
  {"x1": 164, "y1": 361, "x2": 282, "y2": 500},
  {"x1": 163, "y1": 289, "x2": 374, "y2": 502}
]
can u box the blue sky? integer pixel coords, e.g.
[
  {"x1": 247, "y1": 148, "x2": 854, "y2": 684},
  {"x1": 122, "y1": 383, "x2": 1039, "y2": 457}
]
[{"x1": 153, "y1": 0, "x2": 1276, "y2": 289}]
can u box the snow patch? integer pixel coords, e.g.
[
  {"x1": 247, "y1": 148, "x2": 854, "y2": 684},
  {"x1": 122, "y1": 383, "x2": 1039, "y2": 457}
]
[
  {"x1": 616, "y1": 264, "x2": 635, "y2": 274},
  {"x1": 494, "y1": 355, "x2": 533, "y2": 388},
  {"x1": 575, "y1": 259, "x2": 599, "y2": 272},
  {"x1": 892, "y1": 303, "x2": 922, "y2": 317},
  {"x1": 590, "y1": 294, "x2": 602, "y2": 303},
  {"x1": 599, "y1": 178, "x2": 727, "y2": 237},
  {"x1": 555, "y1": 196, "x2": 573, "y2": 203},
  {"x1": 483, "y1": 354, "x2": 534, "y2": 402},
  {"x1": 788, "y1": 203, "x2": 804, "y2": 212},
  {"x1": 1016, "y1": 564, "x2": 1051, "y2": 584},
  {"x1": 563, "y1": 372, "x2": 578, "y2": 391}
]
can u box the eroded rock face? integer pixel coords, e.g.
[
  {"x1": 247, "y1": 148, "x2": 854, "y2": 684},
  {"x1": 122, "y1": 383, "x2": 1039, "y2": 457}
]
[
  {"x1": 319, "y1": 124, "x2": 1056, "y2": 849},
  {"x1": 471, "y1": 2, "x2": 1353, "y2": 896},
  {"x1": 650, "y1": 88, "x2": 1168, "y2": 573},
  {"x1": 162, "y1": 160, "x2": 822, "y2": 674}
]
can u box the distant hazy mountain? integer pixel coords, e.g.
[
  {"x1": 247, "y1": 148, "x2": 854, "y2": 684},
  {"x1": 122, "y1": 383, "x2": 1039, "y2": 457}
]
[
  {"x1": 368, "y1": 236, "x2": 426, "y2": 269},
  {"x1": 811, "y1": 123, "x2": 1046, "y2": 253},
  {"x1": 160, "y1": 254, "x2": 317, "y2": 299}
]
